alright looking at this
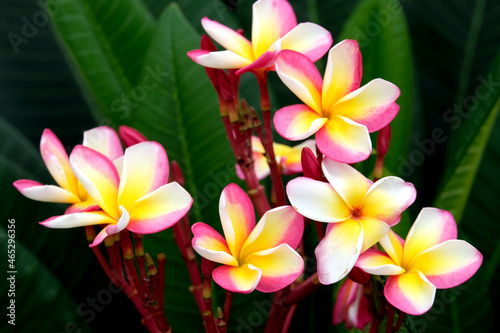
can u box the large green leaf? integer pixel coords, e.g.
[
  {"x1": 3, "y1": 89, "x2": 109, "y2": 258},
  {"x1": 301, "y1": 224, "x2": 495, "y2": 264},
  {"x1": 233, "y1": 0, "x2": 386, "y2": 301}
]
[
  {"x1": 435, "y1": 49, "x2": 500, "y2": 222},
  {"x1": 46, "y1": 0, "x2": 156, "y2": 122},
  {"x1": 0, "y1": 224, "x2": 94, "y2": 333},
  {"x1": 338, "y1": 0, "x2": 415, "y2": 176},
  {"x1": 0, "y1": 116, "x2": 97, "y2": 333}
]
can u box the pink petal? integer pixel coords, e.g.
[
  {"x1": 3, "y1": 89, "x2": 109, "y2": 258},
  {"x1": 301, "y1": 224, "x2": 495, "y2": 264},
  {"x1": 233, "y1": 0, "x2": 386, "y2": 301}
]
[
  {"x1": 219, "y1": 184, "x2": 256, "y2": 260},
  {"x1": 403, "y1": 208, "x2": 457, "y2": 266},
  {"x1": 201, "y1": 17, "x2": 253, "y2": 59},
  {"x1": 332, "y1": 79, "x2": 400, "y2": 132},
  {"x1": 212, "y1": 264, "x2": 262, "y2": 294},
  {"x1": 316, "y1": 116, "x2": 371, "y2": 163},
  {"x1": 235, "y1": 50, "x2": 276, "y2": 75},
  {"x1": 280, "y1": 23, "x2": 332, "y2": 63},
  {"x1": 274, "y1": 104, "x2": 327, "y2": 141},
  {"x1": 315, "y1": 219, "x2": 363, "y2": 284},
  {"x1": 240, "y1": 206, "x2": 303, "y2": 260},
  {"x1": 322, "y1": 40, "x2": 362, "y2": 112},
  {"x1": 355, "y1": 249, "x2": 405, "y2": 276},
  {"x1": 281, "y1": 139, "x2": 316, "y2": 174},
  {"x1": 360, "y1": 176, "x2": 416, "y2": 226},
  {"x1": 187, "y1": 49, "x2": 253, "y2": 69},
  {"x1": 90, "y1": 208, "x2": 130, "y2": 247},
  {"x1": 40, "y1": 129, "x2": 78, "y2": 194},
  {"x1": 252, "y1": 0, "x2": 296, "y2": 59},
  {"x1": 244, "y1": 244, "x2": 303, "y2": 293},
  {"x1": 118, "y1": 125, "x2": 148, "y2": 147},
  {"x1": 70, "y1": 145, "x2": 120, "y2": 219},
  {"x1": 40, "y1": 210, "x2": 116, "y2": 229},
  {"x1": 409, "y1": 240, "x2": 482, "y2": 289},
  {"x1": 333, "y1": 279, "x2": 372, "y2": 330},
  {"x1": 127, "y1": 182, "x2": 193, "y2": 234},
  {"x1": 117, "y1": 142, "x2": 169, "y2": 210},
  {"x1": 275, "y1": 50, "x2": 323, "y2": 111},
  {"x1": 13, "y1": 179, "x2": 80, "y2": 203},
  {"x1": 384, "y1": 270, "x2": 436, "y2": 315},
  {"x1": 83, "y1": 126, "x2": 123, "y2": 161},
  {"x1": 191, "y1": 222, "x2": 238, "y2": 266},
  {"x1": 65, "y1": 201, "x2": 100, "y2": 214},
  {"x1": 321, "y1": 157, "x2": 372, "y2": 209},
  {"x1": 287, "y1": 177, "x2": 351, "y2": 222},
  {"x1": 333, "y1": 279, "x2": 358, "y2": 326}
]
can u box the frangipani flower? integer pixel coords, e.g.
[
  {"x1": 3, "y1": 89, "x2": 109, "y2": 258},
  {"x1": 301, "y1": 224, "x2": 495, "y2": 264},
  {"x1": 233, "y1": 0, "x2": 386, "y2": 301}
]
[
  {"x1": 41, "y1": 141, "x2": 193, "y2": 247},
  {"x1": 333, "y1": 279, "x2": 372, "y2": 330},
  {"x1": 187, "y1": 0, "x2": 332, "y2": 75},
  {"x1": 274, "y1": 39, "x2": 400, "y2": 163},
  {"x1": 13, "y1": 126, "x2": 123, "y2": 213},
  {"x1": 236, "y1": 136, "x2": 316, "y2": 179},
  {"x1": 287, "y1": 157, "x2": 416, "y2": 284},
  {"x1": 355, "y1": 208, "x2": 483, "y2": 315},
  {"x1": 191, "y1": 183, "x2": 304, "y2": 293}
]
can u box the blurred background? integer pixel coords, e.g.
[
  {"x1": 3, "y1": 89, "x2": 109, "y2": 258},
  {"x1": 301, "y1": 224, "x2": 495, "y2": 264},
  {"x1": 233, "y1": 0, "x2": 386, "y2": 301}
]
[{"x1": 1, "y1": 0, "x2": 499, "y2": 332}]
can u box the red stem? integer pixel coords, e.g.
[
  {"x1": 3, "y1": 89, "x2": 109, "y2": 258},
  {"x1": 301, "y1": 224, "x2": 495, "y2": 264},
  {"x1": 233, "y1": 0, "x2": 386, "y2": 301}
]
[
  {"x1": 282, "y1": 273, "x2": 321, "y2": 307},
  {"x1": 202, "y1": 275, "x2": 217, "y2": 333},
  {"x1": 255, "y1": 70, "x2": 287, "y2": 207},
  {"x1": 393, "y1": 310, "x2": 406, "y2": 332},
  {"x1": 264, "y1": 289, "x2": 289, "y2": 333},
  {"x1": 386, "y1": 303, "x2": 395, "y2": 333},
  {"x1": 315, "y1": 221, "x2": 325, "y2": 241},
  {"x1": 223, "y1": 291, "x2": 233, "y2": 324},
  {"x1": 282, "y1": 304, "x2": 298, "y2": 333}
]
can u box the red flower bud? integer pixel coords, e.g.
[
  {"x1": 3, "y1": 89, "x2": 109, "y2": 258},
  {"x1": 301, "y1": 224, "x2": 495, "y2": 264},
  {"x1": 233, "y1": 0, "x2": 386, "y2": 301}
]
[
  {"x1": 377, "y1": 124, "x2": 391, "y2": 157},
  {"x1": 301, "y1": 147, "x2": 322, "y2": 180},
  {"x1": 348, "y1": 266, "x2": 371, "y2": 285},
  {"x1": 118, "y1": 125, "x2": 147, "y2": 147}
]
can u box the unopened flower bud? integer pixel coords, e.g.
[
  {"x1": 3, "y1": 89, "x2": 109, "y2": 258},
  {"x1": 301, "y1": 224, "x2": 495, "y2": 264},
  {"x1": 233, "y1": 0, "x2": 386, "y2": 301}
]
[{"x1": 119, "y1": 125, "x2": 147, "y2": 147}]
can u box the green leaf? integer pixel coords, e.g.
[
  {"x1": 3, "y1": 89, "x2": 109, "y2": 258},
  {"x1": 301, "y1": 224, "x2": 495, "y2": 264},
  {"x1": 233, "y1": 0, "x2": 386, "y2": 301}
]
[
  {"x1": 0, "y1": 116, "x2": 97, "y2": 333},
  {"x1": 0, "y1": 224, "x2": 94, "y2": 333},
  {"x1": 338, "y1": 0, "x2": 415, "y2": 176},
  {"x1": 47, "y1": 0, "x2": 156, "y2": 122},
  {"x1": 434, "y1": 49, "x2": 500, "y2": 223}
]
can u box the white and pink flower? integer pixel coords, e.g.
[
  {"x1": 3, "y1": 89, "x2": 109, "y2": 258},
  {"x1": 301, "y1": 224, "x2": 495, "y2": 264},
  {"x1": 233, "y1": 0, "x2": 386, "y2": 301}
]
[{"x1": 191, "y1": 183, "x2": 304, "y2": 293}]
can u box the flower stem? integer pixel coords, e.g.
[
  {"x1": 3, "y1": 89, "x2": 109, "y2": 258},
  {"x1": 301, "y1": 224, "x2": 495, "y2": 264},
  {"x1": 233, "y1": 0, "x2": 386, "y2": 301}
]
[
  {"x1": 255, "y1": 70, "x2": 287, "y2": 206},
  {"x1": 393, "y1": 310, "x2": 406, "y2": 333},
  {"x1": 282, "y1": 273, "x2": 321, "y2": 307}
]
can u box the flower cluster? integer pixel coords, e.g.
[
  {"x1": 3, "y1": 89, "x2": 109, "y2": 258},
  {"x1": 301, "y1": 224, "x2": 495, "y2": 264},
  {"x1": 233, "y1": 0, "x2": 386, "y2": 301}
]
[
  {"x1": 14, "y1": 126, "x2": 193, "y2": 247},
  {"x1": 186, "y1": 0, "x2": 483, "y2": 329},
  {"x1": 13, "y1": 0, "x2": 484, "y2": 332}
]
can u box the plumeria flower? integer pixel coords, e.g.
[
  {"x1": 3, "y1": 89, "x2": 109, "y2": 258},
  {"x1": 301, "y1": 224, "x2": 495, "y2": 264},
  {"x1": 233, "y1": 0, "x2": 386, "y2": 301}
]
[
  {"x1": 333, "y1": 278, "x2": 372, "y2": 330},
  {"x1": 355, "y1": 208, "x2": 483, "y2": 315},
  {"x1": 13, "y1": 126, "x2": 123, "y2": 214},
  {"x1": 274, "y1": 39, "x2": 400, "y2": 163},
  {"x1": 40, "y1": 141, "x2": 193, "y2": 247},
  {"x1": 287, "y1": 157, "x2": 416, "y2": 285},
  {"x1": 236, "y1": 136, "x2": 316, "y2": 180},
  {"x1": 191, "y1": 183, "x2": 304, "y2": 293},
  {"x1": 187, "y1": 0, "x2": 332, "y2": 75}
]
